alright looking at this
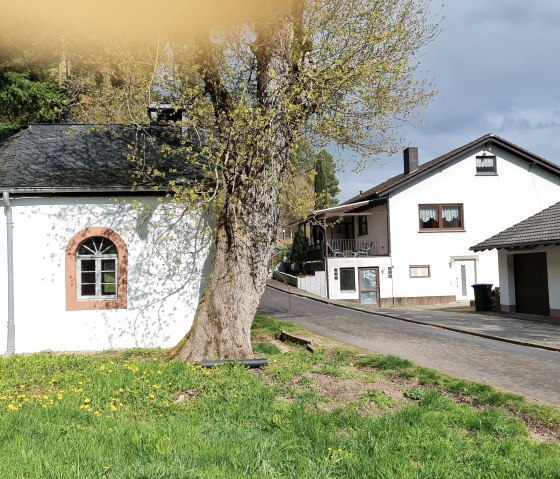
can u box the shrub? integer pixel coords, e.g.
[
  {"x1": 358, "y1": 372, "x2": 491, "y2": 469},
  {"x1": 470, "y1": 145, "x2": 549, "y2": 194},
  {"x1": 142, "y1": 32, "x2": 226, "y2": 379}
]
[{"x1": 290, "y1": 230, "x2": 310, "y2": 273}]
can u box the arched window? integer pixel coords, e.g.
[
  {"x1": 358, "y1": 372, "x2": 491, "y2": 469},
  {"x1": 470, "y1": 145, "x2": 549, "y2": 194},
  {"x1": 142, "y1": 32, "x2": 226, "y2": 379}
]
[
  {"x1": 77, "y1": 237, "x2": 118, "y2": 299},
  {"x1": 66, "y1": 227, "x2": 128, "y2": 311}
]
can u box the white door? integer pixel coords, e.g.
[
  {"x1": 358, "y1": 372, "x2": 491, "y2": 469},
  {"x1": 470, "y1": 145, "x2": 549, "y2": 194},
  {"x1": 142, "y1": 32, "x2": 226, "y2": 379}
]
[{"x1": 454, "y1": 260, "x2": 476, "y2": 301}]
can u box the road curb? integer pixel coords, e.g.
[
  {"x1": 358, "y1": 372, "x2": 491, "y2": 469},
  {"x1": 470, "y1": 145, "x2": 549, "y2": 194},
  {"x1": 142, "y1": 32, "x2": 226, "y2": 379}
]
[{"x1": 266, "y1": 282, "x2": 560, "y2": 354}]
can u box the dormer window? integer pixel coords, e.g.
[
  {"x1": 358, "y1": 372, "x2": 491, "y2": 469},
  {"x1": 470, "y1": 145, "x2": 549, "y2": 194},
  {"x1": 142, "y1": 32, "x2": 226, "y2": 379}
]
[{"x1": 476, "y1": 155, "x2": 497, "y2": 175}]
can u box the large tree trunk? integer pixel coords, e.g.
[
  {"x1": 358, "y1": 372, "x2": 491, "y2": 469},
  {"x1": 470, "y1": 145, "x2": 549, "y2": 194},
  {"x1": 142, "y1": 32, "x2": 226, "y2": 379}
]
[
  {"x1": 172, "y1": 195, "x2": 278, "y2": 361},
  {"x1": 171, "y1": 2, "x2": 305, "y2": 361}
]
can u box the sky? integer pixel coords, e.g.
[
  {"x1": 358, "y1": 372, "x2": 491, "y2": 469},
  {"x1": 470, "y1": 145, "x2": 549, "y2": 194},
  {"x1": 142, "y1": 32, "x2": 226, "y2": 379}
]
[{"x1": 336, "y1": 0, "x2": 560, "y2": 201}]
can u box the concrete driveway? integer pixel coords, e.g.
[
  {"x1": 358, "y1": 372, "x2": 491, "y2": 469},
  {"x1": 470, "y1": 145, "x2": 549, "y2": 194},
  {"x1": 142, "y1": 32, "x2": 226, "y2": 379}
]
[{"x1": 259, "y1": 284, "x2": 560, "y2": 406}]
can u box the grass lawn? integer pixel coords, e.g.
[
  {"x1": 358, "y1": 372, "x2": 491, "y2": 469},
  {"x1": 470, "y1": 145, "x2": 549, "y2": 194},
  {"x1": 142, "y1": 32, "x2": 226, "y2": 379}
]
[{"x1": 0, "y1": 313, "x2": 558, "y2": 478}]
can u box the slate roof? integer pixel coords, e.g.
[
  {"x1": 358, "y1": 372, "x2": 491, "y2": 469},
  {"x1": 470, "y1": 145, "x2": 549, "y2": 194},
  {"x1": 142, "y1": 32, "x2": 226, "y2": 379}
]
[
  {"x1": 470, "y1": 202, "x2": 560, "y2": 251},
  {"x1": 342, "y1": 133, "x2": 560, "y2": 205},
  {"x1": 0, "y1": 124, "x2": 197, "y2": 194}
]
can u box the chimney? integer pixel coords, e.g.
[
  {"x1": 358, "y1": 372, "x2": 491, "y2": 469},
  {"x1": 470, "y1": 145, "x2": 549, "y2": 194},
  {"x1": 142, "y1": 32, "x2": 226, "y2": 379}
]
[
  {"x1": 403, "y1": 147, "x2": 418, "y2": 175},
  {"x1": 147, "y1": 104, "x2": 186, "y2": 126}
]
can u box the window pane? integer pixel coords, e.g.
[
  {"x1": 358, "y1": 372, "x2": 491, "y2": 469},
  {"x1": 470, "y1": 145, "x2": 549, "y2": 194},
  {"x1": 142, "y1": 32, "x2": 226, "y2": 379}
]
[
  {"x1": 81, "y1": 259, "x2": 95, "y2": 272},
  {"x1": 340, "y1": 268, "x2": 355, "y2": 291},
  {"x1": 442, "y1": 206, "x2": 461, "y2": 228},
  {"x1": 476, "y1": 156, "x2": 496, "y2": 173},
  {"x1": 360, "y1": 269, "x2": 377, "y2": 290},
  {"x1": 358, "y1": 216, "x2": 368, "y2": 235},
  {"x1": 79, "y1": 237, "x2": 117, "y2": 255},
  {"x1": 102, "y1": 244, "x2": 117, "y2": 255},
  {"x1": 410, "y1": 266, "x2": 430, "y2": 278},
  {"x1": 102, "y1": 272, "x2": 116, "y2": 284},
  {"x1": 81, "y1": 272, "x2": 96, "y2": 284},
  {"x1": 101, "y1": 259, "x2": 116, "y2": 271},
  {"x1": 419, "y1": 207, "x2": 439, "y2": 229},
  {"x1": 81, "y1": 284, "x2": 96, "y2": 296},
  {"x1": 360, "y1": 291, "x2": 378, "y2": 305},
  {"x1": 102, "y1": 284, "x2": 116, "y2": 295}
]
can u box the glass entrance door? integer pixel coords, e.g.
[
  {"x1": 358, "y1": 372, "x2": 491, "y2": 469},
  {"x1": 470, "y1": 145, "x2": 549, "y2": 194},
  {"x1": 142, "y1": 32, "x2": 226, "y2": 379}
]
[{"x1": 358, "y1": 267, "x2": 379, "y2": 305}]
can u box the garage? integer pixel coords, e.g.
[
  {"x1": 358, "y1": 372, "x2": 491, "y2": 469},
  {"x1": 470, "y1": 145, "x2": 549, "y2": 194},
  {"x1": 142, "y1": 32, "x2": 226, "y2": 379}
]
[
  {"x1": 470, "y1": 201, "x2": 560, "y2": 320},
  {"x1": 513, "y1": 252, "x2": 550, "y2": 316}
]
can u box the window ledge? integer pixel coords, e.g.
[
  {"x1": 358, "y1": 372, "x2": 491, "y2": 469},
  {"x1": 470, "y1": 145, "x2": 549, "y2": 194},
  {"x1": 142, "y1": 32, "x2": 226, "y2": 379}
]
[
  {"x1": 418, "y1": 229, "x2": 465, "y2": 233},
  {"x1": 475, "y1": 173, "x2": 498, "y2": 176}
]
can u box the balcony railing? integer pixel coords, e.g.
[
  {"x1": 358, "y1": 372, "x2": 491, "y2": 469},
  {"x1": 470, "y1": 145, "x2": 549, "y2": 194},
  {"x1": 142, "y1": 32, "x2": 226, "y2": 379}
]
[{"x1": 327, "y1": 238, "x2": 388, "y2": 257}]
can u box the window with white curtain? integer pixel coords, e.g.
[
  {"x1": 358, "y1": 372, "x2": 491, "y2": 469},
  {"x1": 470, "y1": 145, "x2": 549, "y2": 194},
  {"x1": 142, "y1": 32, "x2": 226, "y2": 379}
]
[
  {"x1": 409, "y1": 265, "x2": 430, "y2": 278},
  {"x1": 476, "y1": 155, "x2": 497, "y2": 174},
  {"x1": 419, "y1": 204, "x2": 463, "y2": 230}
]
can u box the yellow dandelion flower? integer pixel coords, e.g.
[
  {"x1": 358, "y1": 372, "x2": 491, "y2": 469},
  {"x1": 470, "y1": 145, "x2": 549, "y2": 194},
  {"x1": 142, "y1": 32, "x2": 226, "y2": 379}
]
[
  {"x1": 110, "y1": 404, "x2": 118, "y2": 412},
  {"x1": 7, "y1": 403, "x2": 18, "y2": 411},
  {"x1": 84, "y1": 398, "x2": 91, "y2": 404}
]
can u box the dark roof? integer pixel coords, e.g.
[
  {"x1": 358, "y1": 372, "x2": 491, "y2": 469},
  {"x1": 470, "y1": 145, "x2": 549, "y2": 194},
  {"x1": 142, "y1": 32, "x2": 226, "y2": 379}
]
[
  {"x1": 470, "y1": 202, "x2": 560, "y2": 251},
  {"x1": 342, "y1": 133, "x2": 560, "y2": 205},
  {"x1": 0, "y1": 124, "x2": 197, "y2": 194}
]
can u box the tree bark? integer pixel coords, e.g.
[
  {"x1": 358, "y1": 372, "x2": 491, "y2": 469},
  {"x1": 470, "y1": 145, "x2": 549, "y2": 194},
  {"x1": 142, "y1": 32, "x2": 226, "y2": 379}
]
[
  {"x1": 171, "y1": 3, "x2": 304, "y2": 361},
  {"x1": 171, "y1": 182, "x2": 280, "y2": 361}
]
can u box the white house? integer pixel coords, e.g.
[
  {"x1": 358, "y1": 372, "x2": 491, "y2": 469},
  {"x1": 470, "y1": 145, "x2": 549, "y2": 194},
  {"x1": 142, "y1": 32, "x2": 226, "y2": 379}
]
[
  {"x1": 471, "y1": 201, "x2": 560, "y2": 320},
  {"x1": 295, "y1": 134, "x2": 560, "y2": 307},
  {"x1": 0, "y1": 115, "x2": 212, "y2": 354}
]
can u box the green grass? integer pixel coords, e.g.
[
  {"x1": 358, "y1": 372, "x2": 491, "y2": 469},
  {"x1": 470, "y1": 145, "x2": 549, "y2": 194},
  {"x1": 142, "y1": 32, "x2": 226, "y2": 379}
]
[{"x1": 0, "y1": 316, "x2": 557, "y2": 478}]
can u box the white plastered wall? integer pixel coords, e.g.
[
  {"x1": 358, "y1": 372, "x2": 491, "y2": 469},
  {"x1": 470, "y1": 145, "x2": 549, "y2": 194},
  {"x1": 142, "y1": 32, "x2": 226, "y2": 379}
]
[
  {"x1": 387, "y1": 146, "x2": 560, "y2": 301},
  {"x1": 327, "y1": 256, "x2": 392, "y2": 301},
  {"x1": 0, "y1": 196, "x2": 212, "y2": 353}
]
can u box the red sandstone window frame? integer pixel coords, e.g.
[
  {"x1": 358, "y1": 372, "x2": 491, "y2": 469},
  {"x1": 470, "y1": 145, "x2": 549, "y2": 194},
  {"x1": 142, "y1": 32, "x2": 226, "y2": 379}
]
[{"x1": 66, "y1": 227, "x2": 128, "y2": 311}]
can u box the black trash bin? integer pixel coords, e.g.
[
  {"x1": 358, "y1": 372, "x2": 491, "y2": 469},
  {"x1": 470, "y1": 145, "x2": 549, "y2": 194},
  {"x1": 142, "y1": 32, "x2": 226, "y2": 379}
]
[{"x1": 472, "y1": 283, "x2": 493, "y2": 311}]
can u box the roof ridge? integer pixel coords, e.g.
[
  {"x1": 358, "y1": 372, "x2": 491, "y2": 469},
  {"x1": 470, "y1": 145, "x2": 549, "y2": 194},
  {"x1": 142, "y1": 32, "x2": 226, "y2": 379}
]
[{"x1": 341, "y1": 133, "x2": 560, "y2": 205}]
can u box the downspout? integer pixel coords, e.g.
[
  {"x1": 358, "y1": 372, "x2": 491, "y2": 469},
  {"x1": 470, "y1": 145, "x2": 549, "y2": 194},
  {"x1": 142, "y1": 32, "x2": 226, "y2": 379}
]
[
  {"x1": 3, "y1": 192, "x2": 14, "y2": 356},
  {"x1": 323, "y1": 217, "x2": 330, "y2": 299}
]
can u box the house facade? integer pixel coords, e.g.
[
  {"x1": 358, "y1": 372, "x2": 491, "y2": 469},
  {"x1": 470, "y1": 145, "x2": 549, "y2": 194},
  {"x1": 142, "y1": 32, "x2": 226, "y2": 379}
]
[
  {"x1": 471, "y1": 201, "x2": 560, "y2": 320},
  {"x1": 298, "y1": 134, "x2": 560, "y2": 306},
  {"x1": 0, "y1": 122, "x2": 212, "y2": 354}
]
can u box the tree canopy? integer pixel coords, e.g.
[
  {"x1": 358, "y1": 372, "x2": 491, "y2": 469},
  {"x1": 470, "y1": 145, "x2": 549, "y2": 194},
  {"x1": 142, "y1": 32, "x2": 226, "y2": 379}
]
[
  {"x1": 0, "y1": 47, "x2": 68, "y2": 140},
  {"x1": 3, "y1": 0, "x2": 439, "y2": 360}
]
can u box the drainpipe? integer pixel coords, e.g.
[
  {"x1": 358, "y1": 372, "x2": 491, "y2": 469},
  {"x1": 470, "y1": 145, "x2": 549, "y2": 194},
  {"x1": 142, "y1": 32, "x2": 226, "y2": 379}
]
[
  {"x1": 3, "y1": 192, "x2": 14, "y2": 356},
  {"x1": 323, "y1": 217, "x2": 330, "y2": 299}
]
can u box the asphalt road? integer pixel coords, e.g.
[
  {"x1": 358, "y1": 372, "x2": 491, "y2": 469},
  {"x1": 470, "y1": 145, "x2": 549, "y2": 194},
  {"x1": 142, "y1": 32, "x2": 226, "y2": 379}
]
[{"x1": 258, "y1": 286, "x2": 560, "y2": 406}]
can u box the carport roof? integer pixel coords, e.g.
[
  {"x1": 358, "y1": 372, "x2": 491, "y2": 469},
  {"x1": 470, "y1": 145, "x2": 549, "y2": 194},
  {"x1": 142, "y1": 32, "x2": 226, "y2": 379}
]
[{"x1": 470, "y1": 201, "x2": 560, "y2": 251}]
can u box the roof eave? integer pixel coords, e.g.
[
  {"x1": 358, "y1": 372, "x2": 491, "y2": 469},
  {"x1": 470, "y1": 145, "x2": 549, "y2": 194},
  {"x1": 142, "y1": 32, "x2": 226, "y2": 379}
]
[
  {"x1": 471, "y1": 240, "x2": 560, "y2": 252},
  {"x1": 3, "y1": 186, "x2": 170, "y2": 195}
]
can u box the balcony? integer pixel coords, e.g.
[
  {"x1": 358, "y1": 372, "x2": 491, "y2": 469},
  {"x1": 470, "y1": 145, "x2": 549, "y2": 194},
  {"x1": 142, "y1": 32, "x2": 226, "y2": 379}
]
[{"x1": 310, "y1": 238, "x2": 388, "y2": 258}]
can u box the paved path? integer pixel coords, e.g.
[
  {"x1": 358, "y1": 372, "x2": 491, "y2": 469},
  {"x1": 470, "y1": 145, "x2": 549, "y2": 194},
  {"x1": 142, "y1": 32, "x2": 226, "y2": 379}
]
[{"x1": 259, "y1": 285, "x2": 560, "y2": 406}]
